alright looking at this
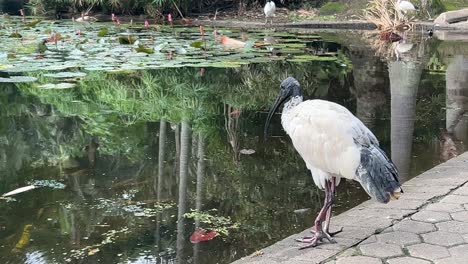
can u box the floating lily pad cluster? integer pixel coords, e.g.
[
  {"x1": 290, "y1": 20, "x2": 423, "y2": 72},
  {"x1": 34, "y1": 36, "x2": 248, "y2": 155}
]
[{"x1": 0, "y1": 16, "x2": 337, "y2": 85}]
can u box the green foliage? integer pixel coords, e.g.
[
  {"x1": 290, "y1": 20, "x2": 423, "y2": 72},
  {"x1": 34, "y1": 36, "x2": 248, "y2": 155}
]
[
  {"x1": 441, "y1": 0, "x2": 466, "y2": 11},
  {"x1": 184, "y1": 209, "x2": 239, "y2": 236},
  {"x1": 319, "y1": 2, "x2": 347, "y2": 15},
  {"x1": 97, "y1": 27, "x2": 109, "y2": 37},
  {"x1": 9, "y1": 32, "x2": 22, "y2": 38},
  {"x1": 118, "y1": 35, "x2": 137, "y2": 45}
]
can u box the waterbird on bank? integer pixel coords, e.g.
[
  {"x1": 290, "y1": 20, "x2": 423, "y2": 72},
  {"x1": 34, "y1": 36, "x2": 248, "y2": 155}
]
[
  {"x1": 396, "y1": 0, "x2": 417, "y2": 19},
  {"x1": 264, "y1": 1, "x2": 276, "y2": 25},
  {"x1": 264, "y1": 0, "x2": 284, "y2": 25},
  {"x1": 264, "y1": 77, "x2": 402, "y2": 249}
]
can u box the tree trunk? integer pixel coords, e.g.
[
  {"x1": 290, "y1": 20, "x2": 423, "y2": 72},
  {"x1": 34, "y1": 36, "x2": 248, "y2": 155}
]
[
  {"x1": 193, "y1": 132, "x2": 206, "y2": 264},
  {"x1": 176, "y1": 120, "x2": 191, "y2": 264},
  {"x1": 389, "y1": 60, "x2": 423, "y2": 181},
  {"x1": 348, "y1": 49, "x2": 388, "y2": 129},
  {"x1": 156, "y1": 119, "x2": 167, "y2": 201},
  {"x1": 446, "y1": 55, "x2": 468, "y2": 143}
]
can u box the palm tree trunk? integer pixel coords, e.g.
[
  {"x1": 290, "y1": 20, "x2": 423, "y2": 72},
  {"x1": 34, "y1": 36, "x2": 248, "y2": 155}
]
[
  {"x1": 156, "y1": 119, "x2": 167, "y2": 201},
  {"x1": 349, "y1": 49, "x2": 388, "y2": 129},
  {"x1": 193, "y1": 132, "x2": 206, "y2": 264},
  {"x1": 176, "y1": 120, "x2": 191, "y2": 264},
  {"x1": 446, "y1": 55, "x2": 468, "y2": 144},
  {"x1": 389, "y1": 60, "x2": 423, "y2": 181}
]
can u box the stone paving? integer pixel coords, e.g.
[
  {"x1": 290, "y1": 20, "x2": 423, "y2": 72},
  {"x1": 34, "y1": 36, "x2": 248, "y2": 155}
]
[{"x1": 233, "y1": 152, "x2": 468, "y2": 264}]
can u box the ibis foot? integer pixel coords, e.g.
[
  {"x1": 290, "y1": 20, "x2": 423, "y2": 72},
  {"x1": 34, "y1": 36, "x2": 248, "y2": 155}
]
[
  {"x1": 296, "y1": 230, "x2": 336, "y2": 249},
  {"x1": 309, "y1": 226, "x2": 343, "y2": 237}
]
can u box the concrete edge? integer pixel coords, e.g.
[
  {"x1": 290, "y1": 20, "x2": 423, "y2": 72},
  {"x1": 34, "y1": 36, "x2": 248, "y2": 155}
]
[
  {"x1": 232, "y1": 151, "x2": 468, "y2": 264},
  {"x1": 192, "y1": 19, "x2": 468, "y2": 32}
]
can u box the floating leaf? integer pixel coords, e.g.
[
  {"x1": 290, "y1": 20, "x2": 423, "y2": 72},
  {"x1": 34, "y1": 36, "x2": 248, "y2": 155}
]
[
  {"x1": 190, "y1": 229, "x2": 218, "y2": 243},
  {"x1": 25, "y1": 20, "x2": 41, "y2": 28},
  {"x1": 97, "y1": 27, "x2": 109, "y2": 37},
  {"x1": 118, "y1": 36, "x2": 137, "y2": 45},
  {"x1": 43, "y1": 72, "x2": 87, "y2": 78},
  {"x1": 31, "y1": 180, "x2": 66, "y2": 189},
  {"x1": 14, "y1": 224, "x2": 33, "y2": 251},
  {"x1": 38, "y1": 83, "x2": 76, "y2": 89},
  {"x1": 9, "y1": 32, "x2": 22, "y2": 38},
  {"x1": 135, "y1": 45, "x2": 153, "y2": 54},
  {"x1": 240, "y1": 149, "x2": 255, "y2": 155},
  {"x1": 87, "y1": 248, "x2": 100, "y2": 256},
  {"x1": 190, "y1": 40, "x2": 204, "y2": 49},
  {"x1": 2, "y1": 185, "x2": 37, "y2": 197},
  {"x1": 0, "y1": 76, "x2": 37, "y2": 83}
]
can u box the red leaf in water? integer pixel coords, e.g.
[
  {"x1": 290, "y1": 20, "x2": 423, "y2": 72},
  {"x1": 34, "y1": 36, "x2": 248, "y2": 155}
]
[{"x1": 190, "y1": 229, "x2": 217, "y2": 243}]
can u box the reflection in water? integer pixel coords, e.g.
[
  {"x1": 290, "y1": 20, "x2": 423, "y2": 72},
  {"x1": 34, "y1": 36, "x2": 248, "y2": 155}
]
[
  {"x1": 389, "y1": 59, "x2": 424, "y2": 181},
  {"x1": 157, "y1": 119, "x2": 167, "y2": 200},
  {"x1": 445, "y1": 55, "x2": 468, "y2": 158},
  {"x1": 193, "y1": 133, "x2": 206, "y2": 264},
  {"x1": 176, "y1": 120, "x2": 191, "y2": 264},
  {"x1": 225, "y1": 104, "x2": 241, "y2": 163},
  {"x1": 0, "y1": 35, "x2": 467, "y2": 264},
  {"x1": 348, "y1": 48, "x2": 387, "y2": 129}
]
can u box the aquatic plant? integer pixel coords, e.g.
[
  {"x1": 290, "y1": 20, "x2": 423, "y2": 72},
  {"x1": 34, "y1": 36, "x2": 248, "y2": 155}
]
[{"x1": 363, "y1": 0, "x2": 412, "y2": 32}]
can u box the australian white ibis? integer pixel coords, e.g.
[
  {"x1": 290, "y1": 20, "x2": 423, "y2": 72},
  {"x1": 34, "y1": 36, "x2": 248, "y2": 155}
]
[
  {"x1": 264, "y1": 1, "x2": 276, "y2": 25},
  {"x1": 264, "y1": 77, "x2": 402, "y2": 249},
  {"x1": 396, "y1": 0, "x2": 417, "y2": 18}
]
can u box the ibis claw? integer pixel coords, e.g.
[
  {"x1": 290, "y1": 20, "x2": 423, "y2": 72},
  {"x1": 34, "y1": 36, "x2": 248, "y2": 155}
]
[
  {"x1": 309, "y1": 226, "x2": 344, "y2": 237},
  {"x1": 296, "y1": 227, "x2": 343, "y2": 249}
]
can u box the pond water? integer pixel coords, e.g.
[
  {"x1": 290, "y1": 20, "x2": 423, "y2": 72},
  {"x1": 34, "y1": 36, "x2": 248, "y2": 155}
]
[{"x1": 1, "y1": 16, "x2": 468, "y2": 264}]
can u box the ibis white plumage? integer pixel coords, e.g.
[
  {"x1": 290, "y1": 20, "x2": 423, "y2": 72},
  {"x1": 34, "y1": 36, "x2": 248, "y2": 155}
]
[
  {"x1": 396, "y1": 0, "x2": 417, "y2": 19},
  {"x1": 264, "y1": 77, "x2": 402, "y2": 249},
  {"x1": 264, "y1": 1, "x2": 276, "y2": 25}
]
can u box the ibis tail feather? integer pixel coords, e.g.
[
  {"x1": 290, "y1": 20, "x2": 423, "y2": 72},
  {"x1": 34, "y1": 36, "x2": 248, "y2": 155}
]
[{"x1": 356, "y1": 145, "x2": 402, "y2": 204}]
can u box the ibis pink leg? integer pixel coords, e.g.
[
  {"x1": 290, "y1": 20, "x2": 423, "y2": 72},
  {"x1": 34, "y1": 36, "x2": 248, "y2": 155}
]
[{"x1": 296, "y1": 177, "x2": 342, "y2": 249}]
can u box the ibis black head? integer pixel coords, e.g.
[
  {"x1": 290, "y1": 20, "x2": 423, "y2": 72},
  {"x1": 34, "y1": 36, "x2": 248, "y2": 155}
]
[{"x1": 264, "y1": 77, "x2": 302, "y2": 140}]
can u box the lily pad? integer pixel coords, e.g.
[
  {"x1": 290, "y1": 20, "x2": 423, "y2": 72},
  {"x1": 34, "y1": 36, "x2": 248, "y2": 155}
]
[
  {"x1": 43, "y1": 72, "x2": 87, "y2": 78},
  {"x1": 38, "y1": 83, "x2": 76, "y2": 89},
  {"x1": 0, "y1": 76, "x2": 37, "y2": 83}
]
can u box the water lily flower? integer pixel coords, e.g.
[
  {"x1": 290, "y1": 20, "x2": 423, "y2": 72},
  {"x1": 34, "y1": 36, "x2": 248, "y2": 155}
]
[
  {"x1": 168, "y1": 14, "x2": 173, "y2": 23},
  {"x1": 111, "y1": 13, "x2": 116, "y2": 22},
  {"x1": 199, "y1": 25, "x2": 205, "y2": 39},
  {"x1": 144, "y1": 20, "x2": 149, "y2": 28}
]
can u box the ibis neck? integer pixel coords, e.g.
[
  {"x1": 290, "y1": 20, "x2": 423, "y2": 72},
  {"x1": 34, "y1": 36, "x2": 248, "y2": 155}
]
[{"x1": 282, "y1": 95, "x2": 303, "y2": 114}]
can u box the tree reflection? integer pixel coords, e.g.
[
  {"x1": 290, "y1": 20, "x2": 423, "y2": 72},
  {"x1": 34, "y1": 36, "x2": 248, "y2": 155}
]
[
  {"x1": 1, "y1": 40, "x2": 464, "y2": 264},
  {"x1": 444, "y1": 55, "x2": 468, "y2": 160}
]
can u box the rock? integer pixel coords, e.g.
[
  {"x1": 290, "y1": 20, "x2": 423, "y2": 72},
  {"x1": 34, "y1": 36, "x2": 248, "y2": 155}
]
[{"x1": 434, "y1": 8, "x2": 468, "y2": 25}]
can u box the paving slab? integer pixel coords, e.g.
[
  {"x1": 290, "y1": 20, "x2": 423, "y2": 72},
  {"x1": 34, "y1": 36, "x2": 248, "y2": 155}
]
[
  {"x1": 393, "y1": 219, "x2": 436, "y2": 234},
  {"x1": 435, "y1": 257, "x2": 468, "y2": 264},
  {"x1": 375, "y1": 231, "x2": 421, "y2": 246},
  {"x1": 231, "y1": 152, "x2": 468, "y2": 264},
  {"x1": 422, "y1": 231, "x2": 465, "y2": 247},
  {"x1": 411, "y1": 210, "x2": 452, "y2": 223},
  {"x1": 436, "y1": 220, "x2": 468, "y2": 234},
  {"x1": 359, "y1": 242, "x2": 403, "y2": 258},
  {"x1": 335, "y1": 256, "x2": 382, "y2": 264},
  {"x1": 407, "y1": 243, "x2": 451, "y2": 261},
  {"x1": 387, "y1": 257, "x2": 432, "y2": 264}
]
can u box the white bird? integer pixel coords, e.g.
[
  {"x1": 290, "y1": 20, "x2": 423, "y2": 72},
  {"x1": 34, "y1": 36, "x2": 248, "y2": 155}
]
[
  {"x1": 264, "y1": 77, "x2": 402, "y2": 249},
  {"x1": 396, "y1": 0, "x2": 417, "y2": 19},
  {"x1": 394, "y1": 41, "x2": 413, "y2": 60},
  {"x1": 264, "y1": 1, "x2": 276, "y2": 25}
]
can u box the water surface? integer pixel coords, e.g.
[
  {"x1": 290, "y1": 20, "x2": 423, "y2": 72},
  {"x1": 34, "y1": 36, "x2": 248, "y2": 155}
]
[{"x1": 1, "y1": 20, "x2": 468, "y2": 264}]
